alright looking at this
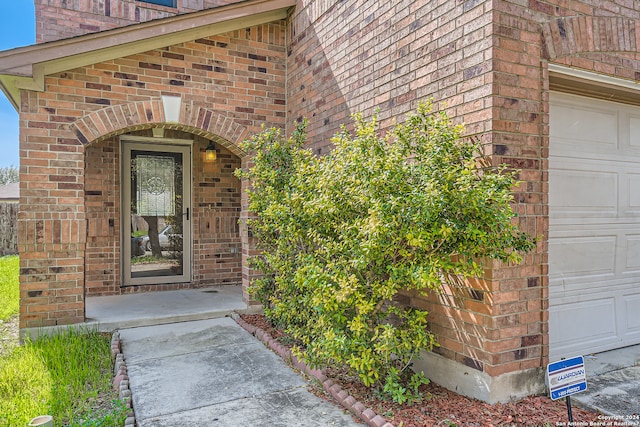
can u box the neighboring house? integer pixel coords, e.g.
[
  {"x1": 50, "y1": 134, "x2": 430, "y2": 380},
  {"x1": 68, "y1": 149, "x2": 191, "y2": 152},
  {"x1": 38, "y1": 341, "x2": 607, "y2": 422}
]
[
  {"x1": 0, "y1": 182, "x2": 19, "y2": 203},
  {"x1": 0, "y1": 0, "x2": 638, "y2": 403}
]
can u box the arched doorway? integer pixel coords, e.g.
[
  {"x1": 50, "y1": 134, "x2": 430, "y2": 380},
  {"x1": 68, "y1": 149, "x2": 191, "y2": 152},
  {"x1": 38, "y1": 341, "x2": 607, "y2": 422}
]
[
  {"x1": 84, "y1": 126, "x2": 243, "y2": 296},
  {"x1": 72, "y1": 97, "x2": 252, "y2": 301}
]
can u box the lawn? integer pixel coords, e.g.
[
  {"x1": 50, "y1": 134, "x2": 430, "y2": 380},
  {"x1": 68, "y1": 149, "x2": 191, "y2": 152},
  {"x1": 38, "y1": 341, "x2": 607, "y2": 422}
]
[
  {"x1": 0, "y1": 255, "x2": 19, "y2": 320},
  {"x1": 0, "y1": 256, "x2": 128, "y2": 426}
]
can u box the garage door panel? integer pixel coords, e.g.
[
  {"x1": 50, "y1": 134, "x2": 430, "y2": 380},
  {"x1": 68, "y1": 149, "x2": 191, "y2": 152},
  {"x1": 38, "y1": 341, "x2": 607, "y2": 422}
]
[
  {"x1": 551, "y1": 103, "x2": 618, "y2": 150},
  {"x1": 549, "y1": 235, "x2": 616, "y2": 280},
  {"x1": 627, "y1": 174, "x2": 640, "y2": 210},
  {"x1": 550, "y1": 278, "x2": 637, "y2": 302},
  {"x1": 626, "y1": 294, "x2": 640, "y2": 331},
  {"x1": 549, "y1": 168, "x2": 617, "y2": 217},
  {"x1": 549, "y1": 165, "x2": 640, "y2": 219},
  {"x1": 622, "y1": 291, "x2": 640, "y2": 348},
  {"x1": 624, "y1": 236, "x2": 640, "y2": 272},
  {"x1": 549, "y1": 156, "x2": 635, "y2": 219},
  {"x1": 549, "y1": 298, "x2": 618, "y2": 358},
  {"x1": 549, "y1": 229, "x2": 640, "y2": 289},
  {"x1": 630, "y1": 116, "x2": 640, "y2": 148},
  {"x1": 550, "y1": 91, "x2": 640, "y2": 360}
]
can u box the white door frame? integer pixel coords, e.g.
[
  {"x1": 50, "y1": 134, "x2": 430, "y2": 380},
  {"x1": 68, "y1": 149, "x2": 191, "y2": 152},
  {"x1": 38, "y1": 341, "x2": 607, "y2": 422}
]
[{"x1": 121, "y1": 137, "x2": 193, "y2": 286}]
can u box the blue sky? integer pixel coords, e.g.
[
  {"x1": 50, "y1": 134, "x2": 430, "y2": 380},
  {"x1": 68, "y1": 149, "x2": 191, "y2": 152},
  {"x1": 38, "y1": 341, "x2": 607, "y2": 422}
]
[{"x1": 0, "y1": 3, "x2": 36, "y2": 168}]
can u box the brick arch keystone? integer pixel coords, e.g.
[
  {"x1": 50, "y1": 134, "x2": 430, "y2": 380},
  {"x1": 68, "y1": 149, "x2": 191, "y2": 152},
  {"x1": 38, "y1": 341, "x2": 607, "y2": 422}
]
[
  {"x1": 542, "y1": 16, "x2": 640, "y2": 61},
  {"x1": 71, "y1": 100, "x2": 249, "y2": 157}
]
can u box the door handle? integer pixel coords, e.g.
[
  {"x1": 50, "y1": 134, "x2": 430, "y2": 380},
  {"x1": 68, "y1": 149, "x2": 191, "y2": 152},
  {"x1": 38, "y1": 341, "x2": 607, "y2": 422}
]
[{"x1": 184, "y1": 208, "x2": 189, "y2": 220}]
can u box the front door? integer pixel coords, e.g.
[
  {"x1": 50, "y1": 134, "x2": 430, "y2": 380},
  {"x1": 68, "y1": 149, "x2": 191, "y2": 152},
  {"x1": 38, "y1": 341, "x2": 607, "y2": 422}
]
[{"x1": 122, "y1": 140, "x2": 192, "y2": 285}]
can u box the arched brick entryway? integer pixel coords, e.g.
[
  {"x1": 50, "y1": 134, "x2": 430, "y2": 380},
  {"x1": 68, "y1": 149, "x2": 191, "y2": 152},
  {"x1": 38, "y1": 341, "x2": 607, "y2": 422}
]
[
  {"x1": 76, "y1": 99, "x2": 256, "y2": 305},
  {"x1": 71, "y1": 99, "x2": 250, "y2": 156}
]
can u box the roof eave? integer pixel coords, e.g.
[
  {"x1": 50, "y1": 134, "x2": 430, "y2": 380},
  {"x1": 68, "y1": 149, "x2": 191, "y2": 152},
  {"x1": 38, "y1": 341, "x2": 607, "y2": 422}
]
[
  {"x1": 0, "y1": 0, "x2": 295, "y2": 111},
  {"x1": 0, "y1": 75, "x2": 37, "y2": 110}
]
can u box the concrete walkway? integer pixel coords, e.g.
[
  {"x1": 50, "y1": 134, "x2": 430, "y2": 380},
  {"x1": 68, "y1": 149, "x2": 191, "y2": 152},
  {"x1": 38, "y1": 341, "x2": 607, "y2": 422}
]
[
  {"x1": 118, "y1": 317, "x2": 362, "y2": 427},
  {"x1": 86, "y1": 288, "x2": 640, "y2": 423},
  {"x1": 572, "y1": 345, "x2": 640, "y2": 418}
]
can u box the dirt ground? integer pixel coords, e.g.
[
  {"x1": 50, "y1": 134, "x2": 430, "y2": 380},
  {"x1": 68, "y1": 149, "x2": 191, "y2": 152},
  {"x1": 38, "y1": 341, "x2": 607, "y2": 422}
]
[{"x1": 241, "y1": 314, "x2": 600, "y2": 427}]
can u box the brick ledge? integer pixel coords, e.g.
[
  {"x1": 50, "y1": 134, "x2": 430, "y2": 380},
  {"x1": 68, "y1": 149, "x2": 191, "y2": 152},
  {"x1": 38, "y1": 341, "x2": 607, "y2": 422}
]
[{"x1": 111, "y1": 331, "x2": 136, "y2": 426}]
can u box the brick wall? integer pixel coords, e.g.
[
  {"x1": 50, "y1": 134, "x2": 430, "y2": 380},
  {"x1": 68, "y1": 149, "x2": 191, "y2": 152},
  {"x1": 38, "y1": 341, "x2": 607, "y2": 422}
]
[
  {"x1": 35, "y1": 0, "x2": 248, "y2": 43},
  {"x1": 84, "y1": 136, "x2": 119, "y2": 296},
  {"x1": 22, "y1": 0, "x2": 640, "y2": 391},
  {"x1": 287, "y1": 0, "x2": 494, "y2": 153},
  {"x1": 487, "y1": 0, "x2": 640, "y2": 378},
  {"x1": 19, "y1": 23, "x2": 286, "y2": 328},
  {"x1": 192, "y1": 134, "x2": 243, "y2": 288},
  {"x1": 18, "y1": 88, "x2": 87, "y2": 327},
  {"x1": 286, "y1": 0, "x2": 640, "y2": 384},
  {"x1": 287, "y1": 0, "x2": 518, "y2": 379}
]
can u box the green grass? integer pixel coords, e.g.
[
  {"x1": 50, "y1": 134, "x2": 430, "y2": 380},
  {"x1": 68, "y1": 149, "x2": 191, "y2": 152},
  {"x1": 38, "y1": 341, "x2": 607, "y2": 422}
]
[
  {"x1": 0, "y1": 256, "x2": 127, "y2": 426},
  {"x1": 0, "y1": 328, "x2": 128, "y2": 427},
  {"x1": 0, "y1": 255, "x2": 19, "y2": 320}
]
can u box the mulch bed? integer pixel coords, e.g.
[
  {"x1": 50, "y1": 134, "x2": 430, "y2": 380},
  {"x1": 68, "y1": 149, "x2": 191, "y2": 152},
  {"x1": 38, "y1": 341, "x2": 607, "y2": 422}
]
[{"x1": 240, "y1": 314, "x2": 600, "y2": 427}]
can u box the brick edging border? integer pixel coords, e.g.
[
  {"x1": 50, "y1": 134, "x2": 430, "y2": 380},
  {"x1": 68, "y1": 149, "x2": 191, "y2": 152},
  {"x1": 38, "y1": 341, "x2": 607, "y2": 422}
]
[
  {"x1": 230, "y1": 313, "x2": 395, "y2": 427},
  {"x1": 111, "y1": 331, "x2": 136, "y2": 427}
]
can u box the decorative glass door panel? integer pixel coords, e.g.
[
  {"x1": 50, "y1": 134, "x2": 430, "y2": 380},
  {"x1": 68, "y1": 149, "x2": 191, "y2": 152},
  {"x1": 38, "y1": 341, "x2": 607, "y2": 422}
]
[{"x1": 122, "y1": 142, "x2": 191, "y2": 285}]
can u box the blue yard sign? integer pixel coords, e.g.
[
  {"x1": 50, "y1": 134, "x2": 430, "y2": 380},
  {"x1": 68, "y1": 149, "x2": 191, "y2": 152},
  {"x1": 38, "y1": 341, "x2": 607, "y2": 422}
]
[{"x1": 547, "y1": 355, "x2": 588, "y2": 400}]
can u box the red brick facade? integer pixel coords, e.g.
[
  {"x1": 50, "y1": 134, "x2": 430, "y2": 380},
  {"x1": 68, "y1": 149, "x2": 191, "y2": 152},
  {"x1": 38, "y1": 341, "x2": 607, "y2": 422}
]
[
  {"x1": 19, "y1": 20, "x2": 287, "y2": 327},
  {"x1": 35, "y1": 0, "x2": 249, "y2": 43},
  {"x1": 7, "y1": 0, "x2": 640, "y2": 402},
  {"x1": 285, "y1": 0, "x2": 640, "y2": 401}
]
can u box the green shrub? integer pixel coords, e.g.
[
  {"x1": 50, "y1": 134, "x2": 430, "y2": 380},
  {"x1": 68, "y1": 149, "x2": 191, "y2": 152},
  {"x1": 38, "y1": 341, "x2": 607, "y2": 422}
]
[{"x1": 238, "y1": 103, "x2": 535, "y2": 403}]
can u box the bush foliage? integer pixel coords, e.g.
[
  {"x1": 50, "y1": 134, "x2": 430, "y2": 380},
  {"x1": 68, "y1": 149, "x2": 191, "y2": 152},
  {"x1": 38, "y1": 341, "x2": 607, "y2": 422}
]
[
  {"x1": 0, "y1": 165, "x2": 19, "y2": 185},
  {"x1": 237, "y1": 103, "x2": 535, "y2": 403}
]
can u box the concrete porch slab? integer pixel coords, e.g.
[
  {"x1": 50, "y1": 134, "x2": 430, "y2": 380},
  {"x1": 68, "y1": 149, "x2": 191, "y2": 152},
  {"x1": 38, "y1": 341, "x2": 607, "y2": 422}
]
[{"x1": 85, "y1": 286, "x2": 249, "y2": 331}]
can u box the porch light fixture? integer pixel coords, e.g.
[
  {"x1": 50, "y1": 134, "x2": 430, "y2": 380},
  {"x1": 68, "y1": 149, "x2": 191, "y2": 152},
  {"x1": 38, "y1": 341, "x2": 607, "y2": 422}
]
[{"x1": 205, "y1": 141, "x2": 217, "y2": 162}]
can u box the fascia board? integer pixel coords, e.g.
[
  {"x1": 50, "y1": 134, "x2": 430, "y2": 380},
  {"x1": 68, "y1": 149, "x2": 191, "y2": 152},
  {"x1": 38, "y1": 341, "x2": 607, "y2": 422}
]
[
  {"x1": 549, "y1": 63, "x2": 640, "y2": 92},
  {"x1": 40, "y1": 9, "x2": 289, "y2": 76}
]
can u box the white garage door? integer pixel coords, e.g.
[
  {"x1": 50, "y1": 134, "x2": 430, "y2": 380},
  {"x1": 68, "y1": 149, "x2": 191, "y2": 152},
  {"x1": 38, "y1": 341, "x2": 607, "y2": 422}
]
[{"x1": 549, "y1": 91, "x2": 640, "y2": 362}]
